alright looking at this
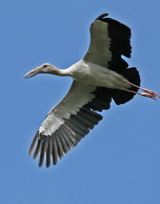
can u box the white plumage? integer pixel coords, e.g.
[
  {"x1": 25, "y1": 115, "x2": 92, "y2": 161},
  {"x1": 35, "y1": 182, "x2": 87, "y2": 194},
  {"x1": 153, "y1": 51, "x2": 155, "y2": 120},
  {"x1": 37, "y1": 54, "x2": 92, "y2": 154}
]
[
  {"x1": 24, "y1": 13, "x2": 159, "y2": 167},
  {"x1": 39, "y1": 81, "x2": 96, "y2": 135}
]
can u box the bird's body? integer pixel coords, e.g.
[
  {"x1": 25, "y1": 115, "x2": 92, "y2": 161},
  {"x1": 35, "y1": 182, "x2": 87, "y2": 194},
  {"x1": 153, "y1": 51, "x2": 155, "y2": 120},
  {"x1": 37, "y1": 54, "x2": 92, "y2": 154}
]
[
  {"x1": 24, "y1": 13, "x2": 159, "y2": 167},
  {"x1": 60, "y1": 60, "x2": 131, "y2": 88}
]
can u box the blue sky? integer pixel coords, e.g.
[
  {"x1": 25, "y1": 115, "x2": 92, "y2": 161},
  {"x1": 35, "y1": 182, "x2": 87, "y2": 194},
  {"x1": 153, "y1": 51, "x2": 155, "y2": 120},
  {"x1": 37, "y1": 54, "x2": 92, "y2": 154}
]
[{"x1": 1, "y1": 0, "x2": 160, "y2": 203}]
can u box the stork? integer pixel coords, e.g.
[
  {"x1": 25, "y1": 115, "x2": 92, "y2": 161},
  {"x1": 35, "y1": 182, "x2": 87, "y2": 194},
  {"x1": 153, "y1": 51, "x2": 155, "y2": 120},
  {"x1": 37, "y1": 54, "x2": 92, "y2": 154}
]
[{"x1": 24, "y1": 13, "x2": 159, "y2": 167}]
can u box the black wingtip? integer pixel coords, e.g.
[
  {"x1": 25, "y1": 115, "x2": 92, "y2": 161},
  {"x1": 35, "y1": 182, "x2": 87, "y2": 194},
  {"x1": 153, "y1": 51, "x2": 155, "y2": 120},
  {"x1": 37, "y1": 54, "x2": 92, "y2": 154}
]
[
  {"x1": 28, "y1": 131, "x2": 39, "y2": 156},
  {"x1": 97, "y1": 13, "x2": 109, "y2": 20}
]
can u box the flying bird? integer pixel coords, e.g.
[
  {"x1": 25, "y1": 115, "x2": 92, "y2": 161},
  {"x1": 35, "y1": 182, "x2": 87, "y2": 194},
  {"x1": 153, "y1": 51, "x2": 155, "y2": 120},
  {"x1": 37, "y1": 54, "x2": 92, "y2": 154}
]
[{"x1": 24, "y1": 13, "x2": 159, "y2": 167}]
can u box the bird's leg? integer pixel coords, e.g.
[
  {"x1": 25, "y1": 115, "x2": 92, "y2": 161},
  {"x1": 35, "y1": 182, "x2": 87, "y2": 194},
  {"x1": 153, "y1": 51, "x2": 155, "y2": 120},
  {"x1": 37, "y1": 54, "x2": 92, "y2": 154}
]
[
  {"x1": 126, "y1": 81, "x2": 159, "y2": 98},
  {"x1": 120, "y1": 79, "x2": 160, "y2": 100},
  {"x1": 119, "y1": 88, "x2": 158, "y2": 100}
]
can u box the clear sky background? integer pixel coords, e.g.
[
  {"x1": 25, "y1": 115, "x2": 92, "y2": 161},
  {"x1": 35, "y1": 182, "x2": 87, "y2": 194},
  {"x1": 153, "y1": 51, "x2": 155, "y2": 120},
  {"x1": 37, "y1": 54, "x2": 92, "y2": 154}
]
[{"x1": 1, "y1": 0, "x2": 160, "y2": 204}]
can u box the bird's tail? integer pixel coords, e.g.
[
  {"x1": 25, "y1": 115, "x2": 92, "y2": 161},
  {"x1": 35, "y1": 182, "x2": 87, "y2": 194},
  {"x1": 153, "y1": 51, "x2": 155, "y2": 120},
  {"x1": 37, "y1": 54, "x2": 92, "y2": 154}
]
[{"x1": 110, "y1": 67, "x2": 141, "y2": 105}]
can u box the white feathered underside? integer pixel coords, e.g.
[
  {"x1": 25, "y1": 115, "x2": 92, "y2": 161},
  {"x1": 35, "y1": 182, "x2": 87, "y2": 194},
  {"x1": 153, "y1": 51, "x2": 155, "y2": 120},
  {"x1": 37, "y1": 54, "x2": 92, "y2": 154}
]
[
  {"x1": 39, "y1": 81, "x2": 96, "y2": 135},
  {"x1": 84, "y1": 20, "x2": 112, "y2": 67}
]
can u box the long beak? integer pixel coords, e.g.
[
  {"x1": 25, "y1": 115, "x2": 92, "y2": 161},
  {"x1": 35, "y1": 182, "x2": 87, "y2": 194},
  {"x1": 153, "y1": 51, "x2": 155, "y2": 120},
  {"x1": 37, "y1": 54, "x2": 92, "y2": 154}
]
[{"x1": 24, "y1": 66, "x2": 42, "y2": 78}]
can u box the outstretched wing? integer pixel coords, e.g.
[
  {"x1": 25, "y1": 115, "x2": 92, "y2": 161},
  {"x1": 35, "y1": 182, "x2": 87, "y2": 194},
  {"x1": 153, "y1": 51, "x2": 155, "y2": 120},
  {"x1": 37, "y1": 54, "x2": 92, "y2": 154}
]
[
  {"x1": 29, "y1": 81, "x2": 111, "y2": 167},
  {"x1": 84, "y1": 13, "x2": 140, "y2": 105},
  {"x1": 84, "y1": 13, "x2": 131, "y2": 70}
]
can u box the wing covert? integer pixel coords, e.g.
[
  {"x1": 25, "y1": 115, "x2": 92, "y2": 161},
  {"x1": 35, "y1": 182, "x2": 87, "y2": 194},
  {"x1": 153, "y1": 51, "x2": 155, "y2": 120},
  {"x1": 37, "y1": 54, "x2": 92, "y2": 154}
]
[
  {"x1": 84, "y1": 13, "x2": 131, "y2": 70},
  {"x1": 29, "y1": 81, "x2": 112, "y2": 167}
]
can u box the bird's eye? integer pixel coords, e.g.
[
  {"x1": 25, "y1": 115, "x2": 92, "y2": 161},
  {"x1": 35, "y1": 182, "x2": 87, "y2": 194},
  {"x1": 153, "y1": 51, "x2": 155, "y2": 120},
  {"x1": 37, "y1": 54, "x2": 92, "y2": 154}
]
[{"x1": 43, "y1": 65, "x2": 48, "y2": 68}]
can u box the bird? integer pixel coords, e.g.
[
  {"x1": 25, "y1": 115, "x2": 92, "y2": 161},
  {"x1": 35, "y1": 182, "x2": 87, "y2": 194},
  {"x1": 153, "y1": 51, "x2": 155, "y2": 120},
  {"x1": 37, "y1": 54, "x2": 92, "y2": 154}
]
[{"x1": 24, "y1": 13, "x2": 159, "y2": 168}]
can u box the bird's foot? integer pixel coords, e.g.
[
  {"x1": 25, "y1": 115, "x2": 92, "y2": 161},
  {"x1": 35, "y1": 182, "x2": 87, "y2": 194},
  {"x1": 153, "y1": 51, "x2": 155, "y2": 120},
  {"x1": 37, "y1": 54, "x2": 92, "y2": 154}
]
[
  {"x1": 139, "y1": 89, "x2": 160, "y2": 100},
  {"x1": 121, "y1": 79, "x2": 159, "y2": 100}
]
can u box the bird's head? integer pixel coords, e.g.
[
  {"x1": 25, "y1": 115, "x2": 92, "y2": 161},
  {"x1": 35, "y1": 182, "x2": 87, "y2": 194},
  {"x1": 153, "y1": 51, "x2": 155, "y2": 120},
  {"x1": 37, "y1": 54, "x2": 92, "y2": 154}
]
[{"x1": 24, "y1": 63, "x2": 60, "y2": 78}]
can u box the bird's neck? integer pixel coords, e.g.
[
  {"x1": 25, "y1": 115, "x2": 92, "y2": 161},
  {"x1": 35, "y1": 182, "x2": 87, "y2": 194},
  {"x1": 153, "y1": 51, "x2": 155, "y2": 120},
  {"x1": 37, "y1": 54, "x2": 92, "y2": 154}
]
[
  {"x1": 50, "y1": 66, "x2": 72, "y2": 77},
  {"x1": 57, "y1": 69, "x2": 70, "y2": 76}
]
